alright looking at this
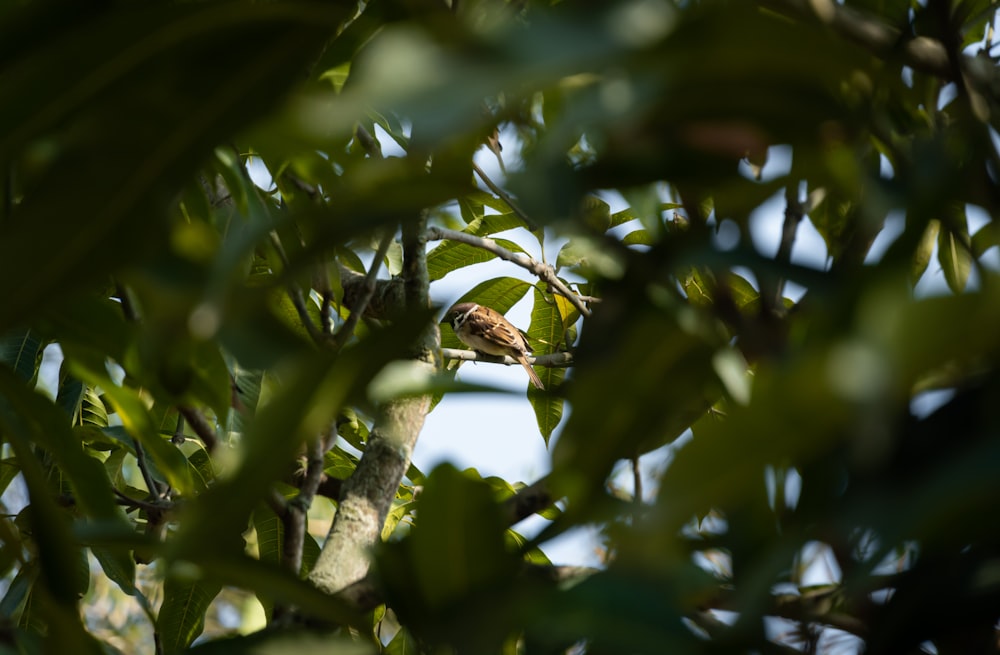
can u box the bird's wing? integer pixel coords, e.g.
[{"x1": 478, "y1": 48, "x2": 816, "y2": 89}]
[{"x1": 467, "y1": 307, "x2": 532, "y2": 353}]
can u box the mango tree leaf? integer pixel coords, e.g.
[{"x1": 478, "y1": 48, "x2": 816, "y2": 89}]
[
  {"x1": 0, "y1": 3, "x2": 353, "y2": 331},
  {"x1": 427, "y1": 238, "x2": 525, "y2": 281},
  {"x1": 527, "y1": 289, "x2": 568, "y2": 443},
  {"x1": 912, "y1": 219, "x2": 940, "y2": 286},
  {"x1": 158, "y1": 574, "x2": 222, "y2": 655},
  {"x1": 0, "y1": 330, "x2": 44, "y2": 384},
  {"x1": 938, "y1": 215, "x2": 972, "y2": 294}
]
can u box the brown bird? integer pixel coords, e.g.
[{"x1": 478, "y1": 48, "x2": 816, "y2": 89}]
[{"x1": 445, "y1": 302, "x2": 544, "y2": 389}]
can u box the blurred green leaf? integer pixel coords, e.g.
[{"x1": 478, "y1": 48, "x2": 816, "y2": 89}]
[
  {"x1": 0, "y1": 2, "x2": 352, "y2": 330},
  {"x1": 938, "y1": 213, "x2": 972, "y2": 294},
  {"x1": 158, "y1": 574, "x2": 222, "y2": 654},
  {"x1": 911, "y1": 219, "x2": 940, "y2": 286},
  {"x1": 187, "y1": 629, "x2": 375, "y2": 655},
  {"x1": 0, "y1": 330, "x2": 44, "y2": 384}
]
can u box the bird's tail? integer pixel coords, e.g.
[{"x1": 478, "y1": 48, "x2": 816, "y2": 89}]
[{"x1": 518, "y1": 356, "x2": 545, "y2": 390}]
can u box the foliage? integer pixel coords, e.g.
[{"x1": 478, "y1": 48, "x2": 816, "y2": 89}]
[{"x1": 1, "y1": 0, "x2": 1000, "y2": 653}]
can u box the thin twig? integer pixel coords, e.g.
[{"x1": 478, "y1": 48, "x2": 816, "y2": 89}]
[
  {"x1": 333, "y1": 229, "x2": 395, "y2": 349},
  {"x1": 441, "y1": 348, "x2": 574, "y2": 368},
  {"x1": 472, "y1": 161, "x2": 536, "y2": 231},
  {"x1": 114, "y1": 488, "x2": 173, "y2": 513},
  {"x1": 265, "y1": 487, "x2": 288, "y2": 519},
  {"x1": 282, "y1": 436, "x2": 327, "y2": 575},
  {"x1": 269, "y1": 231, "x2": 328, "y2": 346},
  {"x1": 320, "y1": 289, "x2": 333, "y2": 335},
  {"x1": 114, "y1": 282, "x2": 138, "y2": 322},
  {"x1": 427, "y1": 226, "x2": 592, "y2": 317},
  {"x1": 354, "y1": 124, "x2": 384, "y2": 160},
  {"x1": 132, "y1": 438, "x2": 164, "y2": 499},
  {"x1": 501, "y1": 475, "x2": 554, "y2": 526},
  {"x1": 630, "y1": 455, "x2": 642, "y2": 505},
  {"x1": 772, "y1": 183, "x2": 804, "y2": 308},
  {"x1": 178, "y1": 406, "x2": 219, "y2": 453}
]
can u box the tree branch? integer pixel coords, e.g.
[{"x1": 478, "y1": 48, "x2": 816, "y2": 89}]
[
  {"x1": 308, "y1": 212, "x2": 437, "y2": 597},
  {"x1": 472, "y1": 161, "x2": 535, "y2": 230},
  {"x1": 427, "y1": 225, "x2": 592, "y2": 317},
  {"x1": 333, "y1": 229, "x2": 395, "y2": 349},
  {"x1": 269, "y1": 231, "x2": 329, "y2": 347},
  {"x1": 177, "y1": 405, "x2": 219, "y2": 454},
  {"x1": 501, "y1": 475, "x2": 555, "y2": 526},
  {"x1": 441, "y1": 347, "x2": 573, "y2": 368}
]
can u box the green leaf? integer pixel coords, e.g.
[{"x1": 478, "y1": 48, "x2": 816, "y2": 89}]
[
  {"x1": 527, "y1": 289, "x2": 567, "y2": 443},
  {"x1": 427, "y1": 237, "x2": 526, "y2": 281},
  {"x1": 0, "y1": 329, "x2": 45, "y2": 385},
  {"x1": 0, "y1": 3, "x2": 353, "y2": 330},
  {"x1": 0, "y1": 459, "x2": 20, "y2": 499},
  {"x1": 386, "y1": 627, "x2": 420, "y2": 655},
  {"x1": 77, "y1": 377, "x2": 199, "y2": 496},
  {"x1": 0, "y1": 367, "x2": 124, "y2": 524},
  {"x1": 621, "y1": 229, "x2": 654, "y2": 246},
  {"x1": 80, "y1": 387, "x2": 109, "y2": 428},
  {"x1": 912, "y1": 219, "x2": 940, "y2": 286},
  {"x1": 378, "y1": 464, "x2": 519, "y2": 648},
  {"x1": 55, "y1": 372, "x2": 85, "y2": 423},
  {"x1": 938, "y1": 215, "x2": 972, "y2": 294},
  {"x1": 186, "y1": 629, "x2": 375, "y2": 654},
  {"x1": 91, "y1": 545, "x2": 137, "y2": 597},
  {"x1": 970, "y1": 219, "x2": 1000, "y2": 259},
  {"x1": 158, "y1": 574, "x2": 222, "y2": 654}
]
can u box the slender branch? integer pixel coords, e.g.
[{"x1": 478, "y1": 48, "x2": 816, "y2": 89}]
[
  {"x1": 177, "y1": 405, "x2": 219, "y2": 454},
  {"x1": 501, "y1": 475, "x2": 555, "y2": 526},
  {"x1": 281, "y1": 436, "x2": 328, "y2": 574},
  {"x1": 265, "y1": 488, "x2": 288, "y2": 519},
  {"x1": 441, "y1": 348, "x2": 573, "y2": 368},
  {"x1": 333, "y1": 229, "x2": 395, "y2": 349},
  {"x1": 771, "y1": 183, "x2": 804, "y2": 308},
  {"x1": 132, "y1": 438, "x2": 165, "y2": 500},
  {"x1": 472, "y1": 161, "x2": 536, "y2": 231},
  {"x1": 272, "y1": 434, "x2": 328, "y2": 626},
  {"x1": 427, "y1": 226, "x2": 592, "y2": 317},
  {"x1": 354, "y1": 124, "x2": 384, "y2": 160},
  {"x1": 630, "y1": 455, "x2": 642, "y2": 505},
  {"x1": 114, "y1": 488, "x2": 174, "y2": 513},
  {"x1": 329, "y1": 124, "x2": 397, "y2": 348},
  {"x1": 269, "y1": 231, "x2": 329, "y2": 346}
]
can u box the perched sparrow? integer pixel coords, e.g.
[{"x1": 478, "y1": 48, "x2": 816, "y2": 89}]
[{"x1": 445, "y1": 302, "x2": 544, "y2": 389}]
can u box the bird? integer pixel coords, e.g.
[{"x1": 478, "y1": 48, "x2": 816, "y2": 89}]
[{"x1": 445, "y1": 302, "x2": 544, "y2": 389}]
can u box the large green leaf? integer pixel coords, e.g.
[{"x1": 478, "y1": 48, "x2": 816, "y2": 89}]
[
  {"x1": 938, "y1": 213, "x2": 972, "y2": 294},
  {"x1": 0, "y1": 367, "x2": 124, "y2": 525},
  {"x1": 377, "y1": 464, "x2": 520, "y2": 651},
  {"x1": 0, "y1": 330, "x2": 44, "y2": 384},
  {"x1": 158, "y1": 574, "x2": 222, "y2": 655},
  {"x1": 527, "y1": 288, "x2": 568, "y2": 443},
  {"x1": 427, "y1": 237, "x2": 526, "y2": 281},
  {"x1": 0, "y1": 2, "x2": 352, "y2": 331}
]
